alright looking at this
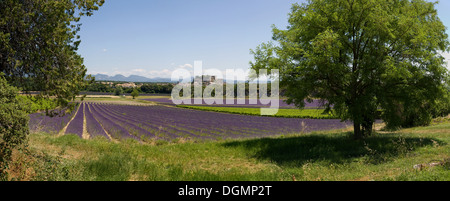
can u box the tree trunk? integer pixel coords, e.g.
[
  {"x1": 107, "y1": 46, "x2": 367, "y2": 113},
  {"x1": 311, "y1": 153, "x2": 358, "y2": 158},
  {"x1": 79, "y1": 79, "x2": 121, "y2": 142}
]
[
  {"x1": 354, "y1": 122, "x2": 363, "y2": 140},
  {"x1": 362, "y1": 121, "x2": 373, "y2": 137}
]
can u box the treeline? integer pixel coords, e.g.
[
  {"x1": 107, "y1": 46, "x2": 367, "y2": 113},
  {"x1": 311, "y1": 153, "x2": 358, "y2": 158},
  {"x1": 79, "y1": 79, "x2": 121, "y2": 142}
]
[
  {"x1": 84, "y1": 82, "x2": 174, "y2": 94},
  {"x1": 84, "y1": 81, "x2": 280, "y2": 96},
  {"x1": 176, "y1": 82, "x2": 280, "y2": 97}
]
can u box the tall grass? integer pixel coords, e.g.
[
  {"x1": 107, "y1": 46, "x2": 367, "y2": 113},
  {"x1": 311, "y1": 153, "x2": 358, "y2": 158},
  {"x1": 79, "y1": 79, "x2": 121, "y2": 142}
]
[{"x1": 6, "y1": 122, "x2": 450, "y2": 181}]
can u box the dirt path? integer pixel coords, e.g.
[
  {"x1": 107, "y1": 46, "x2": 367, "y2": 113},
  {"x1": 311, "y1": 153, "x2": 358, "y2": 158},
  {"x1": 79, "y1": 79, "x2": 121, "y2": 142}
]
[{"x1": 82, "y1": 103, "x2": 90, "y2": 140}]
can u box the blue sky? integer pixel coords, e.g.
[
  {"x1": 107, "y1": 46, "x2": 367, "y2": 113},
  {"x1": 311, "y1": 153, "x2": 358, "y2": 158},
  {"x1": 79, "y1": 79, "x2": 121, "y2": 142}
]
[{"x1": 77, "y1": 0, "x2": 450, "y2": 78}]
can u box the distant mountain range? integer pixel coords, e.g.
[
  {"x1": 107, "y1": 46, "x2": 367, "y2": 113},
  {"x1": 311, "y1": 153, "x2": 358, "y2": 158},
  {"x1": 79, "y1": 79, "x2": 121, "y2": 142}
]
[{"x1": 91, "y1": 74, "x2": 173, "y2": 83}]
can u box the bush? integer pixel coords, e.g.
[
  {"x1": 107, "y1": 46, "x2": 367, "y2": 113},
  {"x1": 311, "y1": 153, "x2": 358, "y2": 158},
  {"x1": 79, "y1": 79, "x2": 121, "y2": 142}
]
[
  {"x1": 383, "y1": 101, "x2": 434, "y2": 130},
  {"x1": 0, "y1": 76, "x2": 30, "y2": 180},
  {"x1": 432, "y1": 93, "x2": 450, "y2": 118},
  {"x1": 131, "y1": 88, "x2": 139, "y2": 99},
  {"x1": 114, "y1": 87, "x2": 123, "y2": 96},
  {"x1": 16, "y1": 96, "x2": 57, "y2": 113},
  {"x1": 383, "y1": 87, "x2": 450, "y2": 130}
]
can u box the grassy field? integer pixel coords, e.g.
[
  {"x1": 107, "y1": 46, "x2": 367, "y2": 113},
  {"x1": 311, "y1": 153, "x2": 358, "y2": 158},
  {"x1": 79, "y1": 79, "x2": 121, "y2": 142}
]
[
  {"x1": 8, "y1": 119, "x2": 449, "y2": 181},
  {"x1": 177, "y1": 105, "x2": 337, "y2": 119}
]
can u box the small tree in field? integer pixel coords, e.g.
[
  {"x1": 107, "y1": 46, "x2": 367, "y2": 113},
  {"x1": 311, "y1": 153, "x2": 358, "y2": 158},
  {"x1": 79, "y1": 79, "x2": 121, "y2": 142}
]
[
  {"x1": 131, "y1": 88, "x2": 139, "y2": 99},
  {"x1": 115, "y1": 87, "x2": 123, "y2": 96},
  {"x1": 251, "y1": 0, "x2": 449, "y2": 139}
]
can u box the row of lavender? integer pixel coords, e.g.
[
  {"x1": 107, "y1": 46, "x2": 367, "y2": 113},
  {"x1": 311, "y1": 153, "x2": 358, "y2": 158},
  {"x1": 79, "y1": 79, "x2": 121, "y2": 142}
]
[
  {"x1": 63, "y1": 102, "x2": 111, "y2": 140},
  {"x1": 29, "y1": 102, "x2": 135, "y2": 140},
  {"x1": 29, "y1": 109, "x2": 74, "y2": 134},
  {"x1": 144, "y1": 98, "x2": 327, "y2": 108},
  {"x1": 30, "y1": 102, "x2": 350, "y2": 142}
]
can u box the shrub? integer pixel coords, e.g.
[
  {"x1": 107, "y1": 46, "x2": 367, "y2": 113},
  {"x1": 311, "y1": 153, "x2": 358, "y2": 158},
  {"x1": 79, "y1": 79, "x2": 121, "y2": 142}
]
[
  {"x1": 114, "y1": 87, "x2": 123, "y2": 96},
  {"x1": 131, "y1": 88, "x2": 139, "y2": 99},
  {"x1": 432, "y1": 92, "x2": 450, "y2": 118},
  {"x1": 0, "y1": 76, "x2": 30, "y2": 180}
]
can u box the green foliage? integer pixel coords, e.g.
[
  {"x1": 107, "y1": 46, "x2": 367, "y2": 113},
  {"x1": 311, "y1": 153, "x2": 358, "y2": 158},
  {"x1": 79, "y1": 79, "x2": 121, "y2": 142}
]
[
  {"x1": 177, "y1": 105, "x2": 337, "y2": 119},
  {"x1": 140, "y1": 83, "x2": 174, "y2": 94},
  {"x1": 114, "y1": 87, "x2": 123, "y2": 96},
  {"x1": 84, "y1": 82, "x2": 175, "y2": 94},
  {"x1": 86, "y1": 82, "x2": 114, "y2": 93},
  {"x1": 0, "y1": 0, "x2": 104, "y2": 110},
  {"x1": 250, "y1": 0, "x2": 450, "y2": 138},
  {"x1": 0, "y1": 0, "x2": 103, "y2": 180},
  {"x1": 383, "y1": 78, "x2": 450, "y2": 130},
  {"x1": 131, "y1": 88, "x2": 139, "y2": 99},
  {"x1": 16, "y1": 96, "x2": 58, "y2": 113},
  {"x1": 431, "y1": 83, "x2": 450, "y2": 118},
  {"x1": 0, "y1": 76, "x2": 30, "y2": 180}
]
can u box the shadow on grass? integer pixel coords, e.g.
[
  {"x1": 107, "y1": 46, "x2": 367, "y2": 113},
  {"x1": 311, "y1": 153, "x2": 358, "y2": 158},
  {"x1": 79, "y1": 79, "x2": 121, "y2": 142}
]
[{"x1": 223, "y1": 132, "x2": 444, "y2": 167}]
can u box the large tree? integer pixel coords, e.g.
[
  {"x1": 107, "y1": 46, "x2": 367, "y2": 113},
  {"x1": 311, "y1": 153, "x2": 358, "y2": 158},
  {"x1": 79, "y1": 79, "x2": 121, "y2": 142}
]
[
  {"x1": 251, "y1": 0, "x2": 449, "y2": 139},
  {"x1": 0, "y1": 0, "x2": 103, "y2": 179},
  {"x1": 0, "y1": 0, "x2": 104, "y2": 112}
]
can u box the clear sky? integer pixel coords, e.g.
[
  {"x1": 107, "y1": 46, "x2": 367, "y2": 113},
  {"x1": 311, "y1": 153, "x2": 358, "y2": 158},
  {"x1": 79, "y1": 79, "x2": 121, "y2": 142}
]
[{"x1": 77, "y1": 0, "x2": 450, "y2": 78}]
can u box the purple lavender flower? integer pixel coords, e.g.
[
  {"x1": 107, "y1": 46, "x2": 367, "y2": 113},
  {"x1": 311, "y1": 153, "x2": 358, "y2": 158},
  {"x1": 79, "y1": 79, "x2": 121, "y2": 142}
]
[
  {"x1": 87, "y1": 103, "x2": 350, "y2": 141},
  {"x1": 65, "y1": 103, "x2": 84, "y2": 138},
  {"x1": 29, "y1": 109, "x2": 75, "y2": 134},
  {"x1": 85, "y1": 103, "x2": 109, "y2": 139},
  {"x1": 144, "y1": 98, "x2": 328, "y2": 108},
  {"x1": 29, "y1": 102, "x2": 351, "y2": 142},
  {"x1": 89, "y1": 103, "x2": 140, "y2": 141}
]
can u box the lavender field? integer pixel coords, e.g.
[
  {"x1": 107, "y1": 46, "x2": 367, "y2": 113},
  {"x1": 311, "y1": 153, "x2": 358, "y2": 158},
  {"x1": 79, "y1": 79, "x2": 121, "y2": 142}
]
[
  {"x1": 29, "y1": 102, "x2": 351, "y2": 142},
  {"x1": 29, "y1": 109, "x2": 75, "y2": 134},
  {"x1": 143, "y1": 97, "x2": 327, "y2": 108}
]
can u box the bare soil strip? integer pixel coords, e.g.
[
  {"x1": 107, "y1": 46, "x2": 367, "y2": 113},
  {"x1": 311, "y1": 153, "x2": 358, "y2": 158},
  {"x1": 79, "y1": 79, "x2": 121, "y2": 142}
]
[{"x1": 82, "y1": 103, "x2": 90, "y2": 140}]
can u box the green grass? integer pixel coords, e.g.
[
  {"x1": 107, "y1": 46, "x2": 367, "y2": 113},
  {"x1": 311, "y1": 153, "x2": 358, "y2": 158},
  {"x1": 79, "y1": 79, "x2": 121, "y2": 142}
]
[
  {"x1": 137, "y1": 95, "x2": 171, "y2": 99},
  {"x1": 177, "y1": 105, "x2": 337, "y2": 119},
  {"x1": 75, "y1": 95, "x2": 158, "y2": 105},
  {"x1": 9, "y1": 121, "x2": 449, "y2": 181}
]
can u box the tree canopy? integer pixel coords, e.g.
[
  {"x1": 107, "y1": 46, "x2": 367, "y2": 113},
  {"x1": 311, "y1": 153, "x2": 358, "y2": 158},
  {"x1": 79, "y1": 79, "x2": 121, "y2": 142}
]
[
  {"x1": 251, "y1": 0, "x2": 450, "y2": 139},
  {"x1": 131, "y1": 88, "x2": 139, "y2": 99},
  {"x1": 0, "y1": 0, "x2": 103, "y2": 179},
  {"x1": 0, "y1": 0, "x2": 104, "y2": 112}
]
